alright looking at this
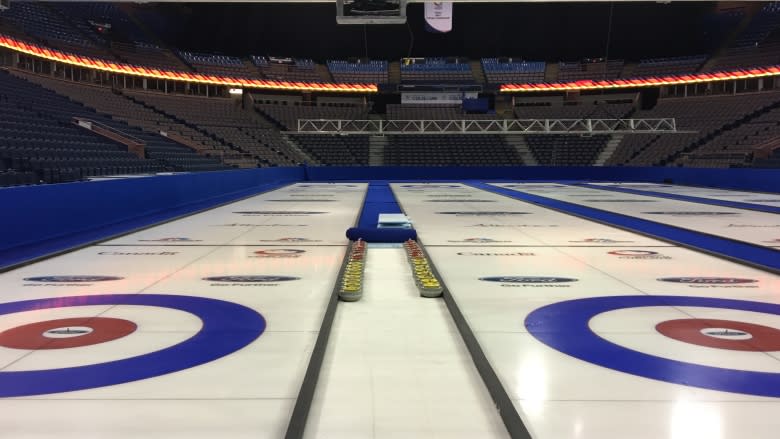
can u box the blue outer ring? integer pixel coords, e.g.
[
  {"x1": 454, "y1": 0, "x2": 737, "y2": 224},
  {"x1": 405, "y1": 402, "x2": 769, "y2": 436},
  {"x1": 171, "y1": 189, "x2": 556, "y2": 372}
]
[
  {"x1": 0, "y1": 294, "x2": 266, "y2": 397},
  {"x1": 524, "y1": 295, "x2": 780, "y2": 397}
]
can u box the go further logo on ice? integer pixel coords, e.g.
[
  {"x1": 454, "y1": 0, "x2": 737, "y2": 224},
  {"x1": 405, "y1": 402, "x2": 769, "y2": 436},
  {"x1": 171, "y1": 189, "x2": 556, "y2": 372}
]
[
  {"x1": 479, "y1": 276, "x2": 578, "y2": 287},
  {"x1": 608, "y1": 250, "x2": 671, "y2": 259},
  {"x1": 203, "y1": 275, "x2": 300, "y2": 286}
]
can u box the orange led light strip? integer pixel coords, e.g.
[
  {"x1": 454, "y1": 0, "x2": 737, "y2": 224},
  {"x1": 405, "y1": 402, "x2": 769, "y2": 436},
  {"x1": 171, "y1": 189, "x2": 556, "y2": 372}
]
[
  {"x1": 0, "y1": 34, "x2": 378, "y2": 93},
  {"x1": 3, "y1": 34, "x2": 779, "y2": 94},
  {"x1": 500, "y1": 65, "x2": 780, "y2": 93}
]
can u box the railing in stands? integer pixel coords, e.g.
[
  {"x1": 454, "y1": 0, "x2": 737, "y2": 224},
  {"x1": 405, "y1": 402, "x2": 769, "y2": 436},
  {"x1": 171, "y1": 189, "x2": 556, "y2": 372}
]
[
  {"x1": 72, "y1": 117, "x2": 145, "y2": 158},
  {"x1": 752, "y1": 135, "x2": 780, "y2": 159}
]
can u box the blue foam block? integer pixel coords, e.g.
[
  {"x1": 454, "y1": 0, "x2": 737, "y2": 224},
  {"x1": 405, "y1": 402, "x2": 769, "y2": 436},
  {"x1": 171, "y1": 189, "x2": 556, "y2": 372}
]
[{"x1": 346, "y1": 227, "x2": 417, "y2": 243}]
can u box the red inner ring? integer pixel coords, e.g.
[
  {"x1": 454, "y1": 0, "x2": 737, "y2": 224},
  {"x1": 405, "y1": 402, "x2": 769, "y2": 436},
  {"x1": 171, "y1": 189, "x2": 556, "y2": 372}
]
[
  {"x1": 0, "y1": 317, "x2": 137, "y2": 350},
  {"x1": 656, "y1": 318, "x2": 780, "y2": 352}
]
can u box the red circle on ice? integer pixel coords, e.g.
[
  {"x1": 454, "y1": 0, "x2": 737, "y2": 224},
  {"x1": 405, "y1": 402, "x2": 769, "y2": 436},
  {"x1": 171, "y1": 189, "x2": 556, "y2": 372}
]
[
  {"x1": 0, "y1": 317, "x2": 137, "y2": 349},
  {"x1": 656, "y1": 319, "x2": 780, "y2": 351}
]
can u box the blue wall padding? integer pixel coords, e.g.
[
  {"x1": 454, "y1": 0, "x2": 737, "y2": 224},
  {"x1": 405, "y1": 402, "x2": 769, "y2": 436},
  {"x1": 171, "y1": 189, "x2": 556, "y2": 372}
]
[
  {"x1": 472, "y1": 182, "x2": 780, "y2": 272},
  {"x1": 357, "y1": 182, "x2": 403, "y2": 228},
  {"x1": 347, "y1": 227, "x2": 417, "y2": 243},
  {"x1": 306, "y1": 166, "x2": 780, "y2": 193},
  {"x1": 0, "y1": 167, "x2": 303, "y2": 269}
]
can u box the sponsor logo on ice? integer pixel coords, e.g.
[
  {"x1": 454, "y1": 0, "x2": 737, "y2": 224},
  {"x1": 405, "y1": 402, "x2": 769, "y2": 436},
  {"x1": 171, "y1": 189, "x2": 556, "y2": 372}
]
[
  {"x1": 233, "y1": 211, "x2": 326, "y2": 216},
  {"x1": 438, "y1": 211, "x2": 531, "y2": 216},
  {"x1": 479, "y1": 276, "x2": 578, "y2": 285},
  {"x1": 138, "y1": 237, "x2": 202, "y2": 242},
  {"x1": 203, "y1": 275, "x2": 300, "y2": 283},
  {"x1": 658, "y1": 277, "x2": 758, "y2": 284},
  {"x1": 642, "y1": 211, "x2": 738, "y2": 216},
  {"x1": 457, "y1": 252, "x2": 534, "y2": 256},
  {"x1": 447, "y1": 237, "x2": 509, "y2": 243},
  {"x1": 569, "y1": 238, "x2": 633, "y2": 243},
  {"x1": 257, "y1": 237, "x2": 321, "y2": 242},
  {"x1": 23, "y1": 275, "x2": 124, "y2": 283},
  {"x1": 252, "y1": 249, "x2": 306, "y2": 258},
  {"x1": 608, "y1": 250, "x2": 671, "y2": 259}
]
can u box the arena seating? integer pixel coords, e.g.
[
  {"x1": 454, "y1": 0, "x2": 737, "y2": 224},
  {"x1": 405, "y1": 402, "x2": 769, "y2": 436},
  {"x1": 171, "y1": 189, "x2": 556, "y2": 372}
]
[
  {"x1": 0, "y1": 169, "x2": 37, "y2": 187},
  {"x1": 387, "y1": 104, "x2": 497, "y2": 120},
  {"x1": 112, "y1": 42, "x2": 192, "y2": 72},
  {"x1": 288, "y1": 134, "x2": 369, "y2": 166},
  {"x1": 753, "y1": 144, "x2": 780, "y2": 167},
  {"x1": 49, "y1": 3, "x2": 153, "y2": 45},
  {"x1": 179, "y1": 51, "x2": 258, "y2": 78},
  {"x1": 707, "y1": 3, "x2": 780, "y2": 71},
  {"x1": 400, "y1": 58, "x2": 474, "y2": 82},
  {"x1": 383, "y1": 135, "x2": 523, "y2": 166},
  {"x1": 256, "y1": 103, "x2": 369, "y2": 131},
  {"x1": 633, "y1": 55, "x2": 707, "y2": 77},
  {"x1": 514, "y1": 102, "x2": 634, "y2": 120},
  {"x1": 525, "y1": 135, "x2": 610, "y2": 166},
  {"x1": 1, "y1": 2, "x2": 113, "y2": 60},
  {"x1": 608, "y1": 92, "x2": 780, "y2": 167},
  {"x1": 127, "y1": 92, "x2": 308, "y2": 166},
  {"x1": 732, "y1": 2, "x2": 780, "y2": 48},
  {"x1": 253, "y1": 56, "x2": 326, "y2": 82},
  {"x1": 558, "y1": 59, "x2": 624, "y2": 81},
  {"x1": 15, "y1": 72, "x2": 247, "y2": 164},
  {"x1": 676, "y1": 97, "x2": 780, "y2": 168},
  {"x1": 707, "y1": 42, "x2": 780, "y2": 72},
  {"x1": 5, "y1": 71, "x2": 228, "y2": 173},
  {"x1": 328, "y1": 60, "x2": 388, "y2": 84},
  {"x1": 0, "y1": 71, "x2": 168, "y2": 184},
  {"x1": 481, "y1": 59, "x2": 545, "y2": 84}
]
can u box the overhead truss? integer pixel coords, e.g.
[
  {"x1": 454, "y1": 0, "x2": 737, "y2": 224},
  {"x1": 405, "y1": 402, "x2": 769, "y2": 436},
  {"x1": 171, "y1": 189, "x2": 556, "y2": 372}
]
[{"x1": 295, "y1": 118, "x2": 680, "y2": 135}]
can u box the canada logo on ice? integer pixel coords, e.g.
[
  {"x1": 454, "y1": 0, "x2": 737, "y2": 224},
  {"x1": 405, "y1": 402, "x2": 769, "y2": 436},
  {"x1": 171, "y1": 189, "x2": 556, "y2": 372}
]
[
  {"x1": 569, "y1": 238, "x2": 633, "y2": 243},
  {"x1": 257, "y1": 237, "x2": 321, "y2": 242}
]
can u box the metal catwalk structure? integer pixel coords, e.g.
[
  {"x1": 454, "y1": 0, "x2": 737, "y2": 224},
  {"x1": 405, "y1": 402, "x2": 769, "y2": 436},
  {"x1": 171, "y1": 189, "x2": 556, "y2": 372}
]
[{"x1": 295, "y1": 118, "x2": 680, "y2": 135}]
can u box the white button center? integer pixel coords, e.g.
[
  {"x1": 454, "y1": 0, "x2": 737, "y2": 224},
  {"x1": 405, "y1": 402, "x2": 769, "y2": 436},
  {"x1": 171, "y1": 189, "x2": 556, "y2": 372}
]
[
  {"x1": 43, "y1": 326, "x2": 94, "y2": 339},
  {"x1": 700, "y1": 327, "x2": 753, "y2": 340}
]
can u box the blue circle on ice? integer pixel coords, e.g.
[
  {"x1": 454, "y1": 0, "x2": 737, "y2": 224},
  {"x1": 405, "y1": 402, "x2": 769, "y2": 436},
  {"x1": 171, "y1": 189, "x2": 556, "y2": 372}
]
[
  {"x1": 0, "y1": 294, "x2": 265, "y2": 397},
  {"x1": 525, "y1": 295, "x2": 780, "y2": 397}
]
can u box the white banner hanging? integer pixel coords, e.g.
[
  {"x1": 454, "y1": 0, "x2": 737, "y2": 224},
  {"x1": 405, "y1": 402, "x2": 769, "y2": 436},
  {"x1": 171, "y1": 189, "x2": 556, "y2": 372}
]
[{"x1": 424, "y1": 2, "x2": 453, "y2": 33}]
